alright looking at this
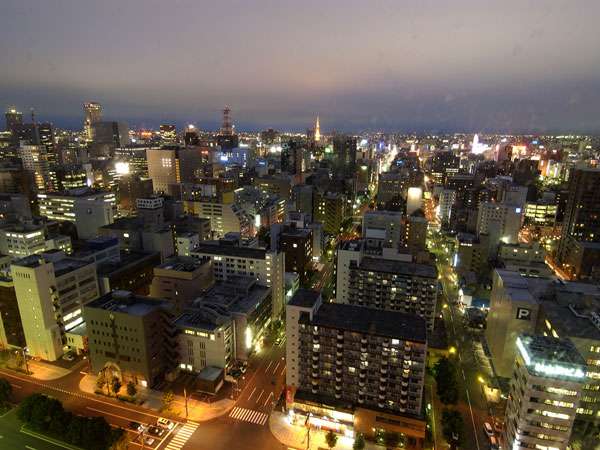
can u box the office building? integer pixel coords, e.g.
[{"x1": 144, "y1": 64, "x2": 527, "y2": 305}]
[
  {"x1": 286, "y1": 290, "x2": 427, "y2": 448},
  {"x1": 557, "y1": 168, "x2": 600, "y2": 280},
  {"x1": 0, "y1": 277, "x2": 26, "y2": 349},
  {"x1": 83, "y1": 102, "x2": 102, "y2": 140},
  {"x1": 336, "y1": 240, "x2": 438, "y2": 331},
  {"x1": 272, "y1": 224, "x2": 313, "y2": 284},
  {"x1": 149, "y1": 256, "x2": 214, "y2": 312},
  {"x1": 525, "y1": 200, "x2": 558, "y2": 226},
  {"x1": 159, "y1": 124, "x2": 177, "y2": 145},
  {"x1": 5, "y1": 107, "x2": 23, "y2": 135},
  {"x1": 184, "y1": 194, "x2": 253, "y2": 239},
  {"x1": 91, "y1": 121, "x2": 129, "y2": 147},
  {"x1": 99, "y1": 217, "x2": 174, "y2": 261},
  {"x1": 12, "y1": 251, "x2": 99, "y2": 361},
  {"x1": 406, "y1": 187, "x2": 422, "y2": 216},
  {"x1": 191, "y1": 236, "x2": 285, "y2": 318},
  {"x1": 314, "y1": 191, "x2": 346, "y2": 235},
  {"x1": 0, "y1": 225, "x2": 46, "y2": 258},
  {"x1": 38, "y1": 188, "x2": 117, "y2": 239},
  {"x1": 452, "y1": 233, "x2": 490, "y2": 276},
  {"x1": 332, "y1": 135, "x2": 357, "y2": 177},
  {"x1": 17, "y1": 144, "x2": 53, "y2": 192},
  {"x1": 401, "y1": 214, "x2": 428, "y2": 258},
  {"x1": 84, "y1": 291, "x2": 178, "y2": 387},
  {"x1": 498, "y1": 242, "x2": 550, "y2": 277},
  {"x1": 504, "y1": 334, "x2": 584, "y2": 450},
  {"x1": 437, "y1": 189, "x2": 457, "y2": 226},
  {"x1": 476, "y1": 201, "x2": 523, "y2": 249},
  {"x1": 362, "y1": 210, "x2": 403, "y2": 250},
  {"x1": 146, "y1": 148, "x2": 180, "y2": 194}
]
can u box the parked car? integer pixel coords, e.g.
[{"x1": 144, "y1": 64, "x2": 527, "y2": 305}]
[
  {"x1": 148, "y1": 426, "x2": 164, "y2": 437},
  {"x1": 62, "y1": 352, "x2": 75, "y2": 361},
  {"x1": 129, "y1": 421, "x2": 142, "y2": 432},
  {"x1": 144, "y1": 437, "x2": 155, "y2": 446},
  {"x1": 157, "y1": 417, "x2": 174, "y2": 429},
  {"x1": 489, "y1": 435, "x2": 499, "y2": 449},
  {"x1": 483, "y1": 422, "x2": 494, "y2": 438}
]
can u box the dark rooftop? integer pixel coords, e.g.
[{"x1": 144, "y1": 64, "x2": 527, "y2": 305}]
[
  {"x1": 309, "y1": 303, "x2": 427, "y2": 343},
  {"x1": 288, "y1": 289, "x2": 321, "y2": 308},
  {"x1": 193, "y1": 242, "x2": 268, "y2": 259}
]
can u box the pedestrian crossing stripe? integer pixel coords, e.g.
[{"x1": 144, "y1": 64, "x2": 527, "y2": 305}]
[
  {"x1": 164, "y1": 422, "x2": 199, "y2": 450},
  {"x1": 229, "y1": 407, "x2": 269, "y2": 425}
]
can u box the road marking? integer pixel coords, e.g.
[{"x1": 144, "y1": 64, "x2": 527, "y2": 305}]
[
  {"x1": 272, "y1": 361, "x2": 280, "y2": 374},
  {"x1": 228, "y1": 407, "x2": 268, "y2": 426},
  {"x1": 280, "y1": 365, "x2": 286, "y2": 377},
  {"x1": 263, "y1": 391, "x2": 274, "y2": 408},
  {"x1": 25, "y1": 446, "x2": 37, "y2": 450},
  {"x1": 163, "y1": 422, "x2": 198, "y2": 450},
  {"x1": 10, "y1": 383, "x2": 22, "y2": 389},
  {"x1": 265, "y1": 361, "x2": 273, "y2": 372},
  {"x1": 464, "y1": 388, "x2": 481, "y2": 450},
  {"x1": 256, "y1": 389, "x2": 265, "y2": 403},
  {"x1": 247, "y1": 386, "x2": 257, "y2": 400}
]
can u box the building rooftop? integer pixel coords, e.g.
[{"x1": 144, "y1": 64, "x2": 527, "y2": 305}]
[
  {"x1": 309, "y1": 303, "x2": 427, "y2": 343},
  {"x1": 288, "y1": 289, "x2": 321, "y2": 308},
  {"x1": 97, "y1": 250, "x2": 160, "y2": 277},
  {"x1": 192, "y1": 277, "x2": 271, "y2": 316},
  {"x1": 86, "y1": 290, "x2": 172, "y2": 316},
  {"x1": 13, "y1": 253, "x2": 91, "y2": 277},
  {"x1": 193, "y1": 242, "x2": 268, "y2": 259},
  {"x1": 156, "y1": 256, "x2": 210, "y2": 273},
  {"x1": 358, "y1": 257, "x2": 437, "y2": 278},
  {"x1": 517, "y1": 334, "x2": 586, "y2": 379}
]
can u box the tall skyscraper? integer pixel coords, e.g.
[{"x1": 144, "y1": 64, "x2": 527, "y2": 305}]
[
  {"x1": 220, "y1": 106, "x2": 233, "y2": 136},
  {"x1": 557, "y1": 168, "x2": 600, "y2": 279},
  {"x1": 217, "y1": 106, "x2": 238, "y2": 149},
  {"x1": 314, "y1": 115, "x2": 321, "y2": 142},
  {"x1": 5, "y1": 107, "x2": 23, "y2": 134},
  {"x1": 159, "y1": 124, "x2": 177, "y2": 144},
  {"x1": 83, "y1": 102, "x2": 102, "y2": 139}
]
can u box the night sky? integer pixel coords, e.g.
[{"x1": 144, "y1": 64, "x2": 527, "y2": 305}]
[{"x1": 2, "y1": 0, "x2": 600, "y2": 133}]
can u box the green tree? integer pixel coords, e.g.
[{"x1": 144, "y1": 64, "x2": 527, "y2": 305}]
[
  {"x1": 0, "y1": 377, "x2": 12, "y2": 408},
  {"x1": 441, "y1": 408, "x2": 464, "y2": 450},
  {"x1": 161, "y1": 390, "x2": 175, "y2": 411},
  {"x1": 126, "y1": 381, "x2": 137, "y2": 397},
  {"x1": 434, "y1": 357, "x2": 459, "y2": 405},
  {"x1": 353, "y1": 432, "x2": 366, "y2": 450},
  {"x1": 65, "y1": 415, "x2": 86, "y2": 446},
  {"x1": 325, "y1": 430, "x2": 338, "y2": 449},
  {"x1": 383, "y1": 431, "x2": 401, "y2": 450},
  {"x1": 17, "y1": 393, "x2": 46, "y2": 423},
  {"x1": 111, "y1": 377, "x2": 122, "y2": 396}
]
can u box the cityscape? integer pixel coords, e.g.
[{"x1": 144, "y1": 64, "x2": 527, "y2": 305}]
[{"x1": 1, "y1": 2, "x2": 600, "y2": 450}]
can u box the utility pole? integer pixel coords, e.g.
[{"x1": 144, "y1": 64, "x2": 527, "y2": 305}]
[
  {"x1": 22, "y1": 347, "x2": 29, "y2": 374},
  {"x1": 184, "y1": 387, "x2": 189, "y2": 419}
]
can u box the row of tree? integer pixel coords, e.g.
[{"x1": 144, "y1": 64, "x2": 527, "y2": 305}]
[
  {"x1": 433, "y1": 357, "x2": 465, "y2": 450},
  {"x1": 17, "y1": 393, "x2": 123, "y2": 450}
]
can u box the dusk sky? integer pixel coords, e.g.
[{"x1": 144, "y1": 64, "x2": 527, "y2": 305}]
[{"x1": 2, "y1": 0, "x2": 600, "y2": 133}]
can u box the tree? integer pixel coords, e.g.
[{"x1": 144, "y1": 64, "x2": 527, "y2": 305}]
[
  {"x1": 325, "y1": 430, "x2": 338, "y2": 449},
  {"x1": 161, "y1": 390, "x2": 174, "y2": 412},
  {"x1": 441, "y1": 408, "x2": 464, "y2": 450},
  {"x1": 353, "y1": 432, "x2": 366, "y2": 450},
  {"x1": 13, "y1": 351, "x2": 24, "y2": 370},
  {"x1": 17, "y1": 393, "x2": 46, "y2": 423},
  {"x1": 383, "y1": 431, "x2": 401, "y2": 450},
  {"x1": 111, "y1": 377, "x2": 122, "y2": 396},
  {"x1": 126, "y1": 381, "x2": 137, "y2": 397},
  {"x1": 0, "y1": 377, "x2": 12, "y2": 408},
  {"x1": 433, "y1": 357, "x2": 459, "y2": 405},
  {"x1": 95, "y1": 376, "x2": 106, "y2": 392}
]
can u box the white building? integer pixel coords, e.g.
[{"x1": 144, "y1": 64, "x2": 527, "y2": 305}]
[
  {"x1": 38, "y1": 188, "x2": 116, "y2": 239},
  {"x1": 184, "y1": 198, "x2": 253, "y2": 239},
  {"x1": 11, "y1": 251, "x2": 99, "y2": 361},
  {"x1": 362, "y1": 210, "x2": 403, "y2": 250},
  {"x1": 505, "y1": 334, "x2": 584, "y2": 450},
  {"x1": 0, "y1": 227, "x2": 45, "y2": 257},
  {"x1": 437, "y1": 189, "x2": 456, "y2": 225},
  {"x1": 406, "y1": 186, "x2": 423, "y2": 216},
  {"x1": 191, "y1": 238, "x2": 285, "y2": 318},
  {"x1": 476, "y1": 202, "x2": 523, "y2": 247}
]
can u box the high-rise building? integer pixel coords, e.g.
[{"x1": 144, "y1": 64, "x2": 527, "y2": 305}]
[
  {"x1": 332, "y1": 135, "x2": 357, "y2": 178},
  {"x1": 17, "y1": 144, "x2": 53, "y2": 192},
  {"x1": 314, "y1": 115, "x2": 321, "y2": 142},
  {"x1": 336, "y1": 240, "x2": 438, "y2": 331},
  {"x1": 286, "y1": 289, "x2": 427, "y2": 446},
  {"x1": 146, "y1": 148, "x2": 180, "y2": 194},
  {"x1": 91, "y1": 121, "x2": 129, "y2": 147},
  {"x1": 314, "y1": 191, "x2": 346, "y2": 234},
  {"x1": 557, "y1": 168, "x2": 600, "y2": 280},
  {"x1": 5, "y1": 107, "x2": 23, "y2": 135},
  {"x1": 476, "y1": 202, "x2": 523, "y2": 250},
  {"x1": 217, "y1": 106, "x2": 239, "y2": 149},
  {"x1": 37, "y1": 122, "x2": 56, "y2": 162},
  {"x1": 504, "y1": 334, "x2": 584, "y2": 450},
  {"x1": 362, "y1": 210, "x2": 403, "y2": 250},
  {"x1": 83, "y1": 102, "x2": 102, "y2": 139},
  {"x1": 12, "y1": 252, "x2": 99, "y2": 361}
]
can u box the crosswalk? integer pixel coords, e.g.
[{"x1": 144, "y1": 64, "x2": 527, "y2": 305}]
[
  {"x1": 164, "y1": 422, "x2": 199, "y2": 450},
  {"x1": 229, "y1": 406, "x2": 269, "y2": 426}
]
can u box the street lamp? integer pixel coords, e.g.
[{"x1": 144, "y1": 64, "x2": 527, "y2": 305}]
[{"x1": 22, "y1": 346, "x2": 29, "y2": 374}]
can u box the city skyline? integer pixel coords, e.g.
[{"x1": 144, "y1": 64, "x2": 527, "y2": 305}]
[{"x1": 2, "y1": 0, "x2": 600, "y2": 133}]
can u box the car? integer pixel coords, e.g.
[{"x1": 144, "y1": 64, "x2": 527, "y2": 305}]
[
  {"x1": 239, "y1": 365, "x2": 247, "y2": 374},
  {"x1": 129, "y1": 421, "x2": 143, "y2": 432},
  {"x1": 489, "y1": 435, "x2": 499, "y2": 449},
  {"x1": 147, "y1": 426, "x2": 164, "y2": 437},
  {"x1": 157, "y1": 417, "x2": 174, "y2": 430},
  {"x1": 62, "y1": 353, "x2": 75, "y2": 361},
  {"x1": 275, "y1": 337, "x2": 282, "y2": 345},
  {"x1": 144, "y1": 437, "x2": 155, "y2": 446},
  {"x1": 483, "y1": 422, "x2": 494, "y2": 438},
  {"x1": 493, "y1": 421, "x2": 503, "y2": 434}
]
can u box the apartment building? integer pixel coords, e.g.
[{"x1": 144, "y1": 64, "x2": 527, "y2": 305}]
[{"x1": 286, "y1": 290, "x2": 427, "y2": 448}]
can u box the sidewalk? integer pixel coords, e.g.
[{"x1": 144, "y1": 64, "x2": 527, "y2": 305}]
[
  {"x1": 79, "y1": 373, "x2": 235, "y2": 422},
  {"x1": 26, "y1": 360, "x2": 73, "y2": 381},
  {"x1": 269, "y1": 411, "x2": 385, "y2": 450}
]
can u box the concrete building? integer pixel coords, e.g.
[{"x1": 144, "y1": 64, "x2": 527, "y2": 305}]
[
  {"x1": 362, "y1": 210, "x2": 403, "y2": 250},
  {"x1": 0, "y1": 276, "x2": 26, "y2": 349},
  {"x1": 149, "y1": 256, "x2": 214, "y2": 312},
  {"x1": 146, "y1": 148, "x2": 181, "y2": 194},
  {"x1": 286, "y1": 290, "x2": 427, "y2": 448},
  {"x1": 184, "y1": 195, "x2": 253, "y2": 239},
  {"x1": 401, "y1": 214, "x2": 428, "y2": 258},
  {"x1": 437, "y1": 189, "x2": 457, "y2": 226},
  {"x1": 336, "y1": 240, "x2": 438, "y2": 331},
  {"x1": 504, "y1": 334, "x2": 584, "y2": 450},
  {"x1": 272, "y1": 224, "x2": 313, "y2": 284},
  {"x1": 525, "y1": 200, "x2": 558, "y2": 226},
  {"x1": 175, "y1": 232, "x2": 200, "y2": 256},
  {"x1": 91, "y1": 121, "x2": 129, "y2": 147},
  {"x1": 314, "y1": 191, "x2": 346, "y2": 235},
  {"x1": 476, "y1": 201, "x2": 523, "y2": 251},
  {"x1": 38, "y1": 188, "x2": 117, "y2": 239},
  {"x1": 96, "y1": 250, "x2": 160, "y2": 296},
  {"x1": 191, "y1": 237, "x2": 285, "y2": 318},
  {"x1": 406, "y1": 187, "x2": 423, "y2": 216},
  {"x1": 498, "y1": 242, "x2": 550, "y2": 277},
  {"x1": 452, "y1": 233, "x2": 490, "y2": 276},
  {"x1": 12, "y1": 251, "x2": 99, "y2": 361},
  {"x1": 84, "y1": 291, "x2": 178, "y2": 387},
  {"x1": 0, "y1": 226, "x2": 45, "y2": 258}
]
